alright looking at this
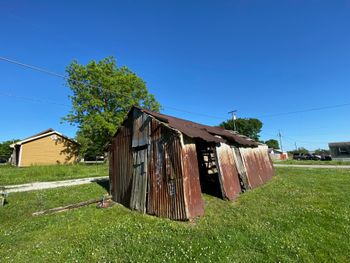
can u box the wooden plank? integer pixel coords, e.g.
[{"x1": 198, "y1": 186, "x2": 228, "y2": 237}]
[
  {"x1": 232, "y1": 146, "x2": 250, "y2": 190},
  {"x1": 32, "y1": 196, "x2": 111, "y2": 216},
  {"x1": 132, "y1": 110, "x2": 150, "y2": 148}
]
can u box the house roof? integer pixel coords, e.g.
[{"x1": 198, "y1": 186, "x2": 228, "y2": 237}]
[
  {"x1": 10, "y1": 129, "x2": 78, "y2": 147},
  {"x1": 135, "y1": 106, "x2": 259, "y2": 147},
  {"x1": 329, "y1": 142, "x2": 350, "y2": 147},
  {"x1": 21, "y1": 128, "x2": 55, "y2": 141}
]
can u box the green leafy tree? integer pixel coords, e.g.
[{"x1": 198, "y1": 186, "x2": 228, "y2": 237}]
[
  {"x1": 220, "y1": 118, "x2": 263, "y2": 141},
  {"x1": 314, "y1": 148, "x2": 330, "y2": 155},
  {"x1": 265, "y1": 139, "x2": 279, "y2": 149},
  {"x1": 0, "y1": 140, "x2": 18, "y2": 161},
  {"x1": 288, "y1": 147, "x2": 309, "y2": 155},
  {"x1": 64, "y1": 56, "x2": 161, "y2": 157}
]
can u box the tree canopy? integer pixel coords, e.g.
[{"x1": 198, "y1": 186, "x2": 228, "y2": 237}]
[
  {"x1": 314, "y1": 148, "x2": 330, "y2": 155},
  {"x1": 220, "y1": 118, "x2": 263, "y2": 141},
  {"x1": 265, "y1": 139, "x2": 279, "y2": 149},
  {"x1": 0, "y1": 140, "x2": 18, "y2": 161},
  {"x1": 288, "y1": 147, "x2": 309, "y2": 155},
  {"x1": 64, "y1": 56, "x2": 161, "y2": 157}
]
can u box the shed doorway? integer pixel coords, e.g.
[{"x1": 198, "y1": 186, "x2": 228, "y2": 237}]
[{"x1": 195, "y1": 142, "x2": 222, "y2": 198}]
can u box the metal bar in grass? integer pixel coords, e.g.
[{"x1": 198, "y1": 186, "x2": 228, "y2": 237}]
[{"x1": 32, "y1": 195, "x2": 112, "y2": 216}]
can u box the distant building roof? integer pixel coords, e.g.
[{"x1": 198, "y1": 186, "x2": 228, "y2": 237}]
[
  {"x1": 10, "y1": 129, "x2": 78, "y2": 147},
  {"x1": 329, "y1": 142, "x2": 350, "y2": 147}
]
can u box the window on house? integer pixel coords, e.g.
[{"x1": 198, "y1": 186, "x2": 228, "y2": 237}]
[{"x1": 339, "y1": 147, "x2": 350, "y2": 154}]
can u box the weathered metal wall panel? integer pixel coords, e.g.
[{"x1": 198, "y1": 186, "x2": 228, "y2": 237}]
[
  {"x1": 130, "y1": 148, "x2": 148, "y2": 213},
  {"x1": 239, "y1": 147, "x2": 263, "y2": 188},
  {"x1": 215, "y1": 143, "x2": 242, "y2": 201},
  {"x1": 147, "y1": 119, "x2": 188, "y2": 220},
  {"x1": 231, "y1": 146, "x2": 250, "y2": 191},
  {"x1": 239, "y1": 145, "x2": 275, "y2": 189},
  {"x1": 132, "y1": 110, "x2": 151, "y2": 147},
  {"x1": 129, "y1": 109, "x2": 151, "y2": 212},
  {"x1": 256, "y1": 145, "x2": 275, "y2": 183},
  {"x1": 181, "y1": 137, "x2": 204, "y2": 219},
  {"x1": 109, "y1": 118, "x2": 133, "y2": 206},
  {"x1": 109, "y1": 106, "x2": 275, "y2": 221}
]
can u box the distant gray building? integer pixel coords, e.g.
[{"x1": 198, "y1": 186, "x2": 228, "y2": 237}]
[{"x1": 328, "y1": 142, "x2": 350, "y2": 161}]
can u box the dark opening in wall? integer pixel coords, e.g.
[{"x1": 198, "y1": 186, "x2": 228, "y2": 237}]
[{"x1": 196, "y1": 142, "x2": 222, "y2": 198}]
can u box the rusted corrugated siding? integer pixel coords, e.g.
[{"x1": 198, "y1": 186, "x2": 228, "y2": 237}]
[
  {"x1": 147, "y1": 119, "x2": 188, "y2": 220},
  {"x1": 129, "y1": 111, "x2": 150, "y2": 213},
  {"x1": 256, "y1": 145, "x2": 275, "y2": 183},
  {"x1": 109, "y1": 118, "x2": 133, "y2": 206},
  {"x1": 239, "y1": 145, "x2": 275, "y2": 189},
  {"x1": 215, "y1": 143, "x2": 242, "y2": 200},
  {"x1": 109, "y1": 106, "x2": 275, "y2": 221},
  {"x1": 181, "y1": 137, "x2": 204, "y2": 219},
  {"x1": 239, "y1": 147, "x2": 263, "y2": 188}
]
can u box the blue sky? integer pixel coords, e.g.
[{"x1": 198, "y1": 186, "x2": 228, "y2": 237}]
[{"x1": 1, "y1": 1, "x2": 350, "y2": 150}]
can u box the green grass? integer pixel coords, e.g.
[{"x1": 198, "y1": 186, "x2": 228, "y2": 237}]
[
  {"x1": 0, "y1": 167, "x2": 349, "y2": 262},
  {"x1": 0, "y1": 164, "x2": 108, "y2": 186},
  {"x1": 273, "y1": 159, "x2": 350, "y2": 165}
]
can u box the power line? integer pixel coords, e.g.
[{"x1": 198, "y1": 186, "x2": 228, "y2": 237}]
[
  {"x1": 0, "y1": 91, "x2": 70, "y2": 107},
  {"x1": 1, "y1": 56, "x2": 350, "y2": 121},
  {"x1": 161, "y1": 105, "x2": 223, "y2": 120},
  {"x1": 0, "y1": 56, "x2": 103, "y2": 90},
  {"x1": 0, "y1": 89, "x2": 226, "y2": 120},
  {"x1": 282, "y1": 134, "x2": 329, "y2": 145},
  {"x1": 0, "y1": 56, "x2": 66, "y2": 79},
  {"x1": 0, "y1": 56, "x2": 227, "y2": 120},
  {"x1": 256, "y1": 103, "x2": 350, "y2": 118}
]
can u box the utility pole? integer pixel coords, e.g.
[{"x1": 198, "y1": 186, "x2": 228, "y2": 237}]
[
  {"x1": 294, "y1": 142, "x2": 298, "y2": 151},
  {"x1": 278, "y1": 130, "x2": 283, "y2": 152},
  {"x1": 228, "y1": 110, "x2": 237, "y2": 131}
]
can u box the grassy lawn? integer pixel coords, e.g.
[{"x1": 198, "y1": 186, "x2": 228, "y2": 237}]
[
  {"x1": 0, "y1": 167, "x2": 349, "y2": 262},
  {"x1": 0, "y1": 164, "x2": 108, "y2": 186},
  {"x1": 273, "y1": 159, "x2": 350, "y2": 165}
]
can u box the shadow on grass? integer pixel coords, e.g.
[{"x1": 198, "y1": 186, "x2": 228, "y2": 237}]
[{"x1": 93, "y1": 178, "x2": 110, "y2": 192}]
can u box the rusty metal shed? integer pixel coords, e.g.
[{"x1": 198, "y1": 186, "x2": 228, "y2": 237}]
[{"x1": 109, "y1": 106, "x2": 275, "y2": 220}]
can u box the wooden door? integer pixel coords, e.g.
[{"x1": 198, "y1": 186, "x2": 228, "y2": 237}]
[{"x1": 130, "y1": 147, "x2": 148, "y2": 213}]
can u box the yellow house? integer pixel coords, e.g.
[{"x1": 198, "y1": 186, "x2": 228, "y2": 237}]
[{"x1": 10, "y1": 129, "x2": 79, "y2": 167}]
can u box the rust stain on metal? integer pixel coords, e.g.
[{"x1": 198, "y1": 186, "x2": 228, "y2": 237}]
[
  {"x1": 239, "y1": 145, "x2": 275, "y2": 189},
  {"x1": 181, "y1": 137, "x2": 204, "y2": 219},
  {"x1": 215, "y1": 143, "x2": 241, "y2": 201},
  {"x1": 109, "y1": 106, "x2": 275, "y2": 221},
  {"x1": 140, "y1": 107, "x2": 258, "y2": 147},
  {"x1": 109, "y1": 118, "x2": 133, "y2": 207},
  {"x1": 147, "y1": 120, "x2": 187, "y2": 220}
]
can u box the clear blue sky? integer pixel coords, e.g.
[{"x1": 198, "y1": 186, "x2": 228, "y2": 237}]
[{"x1": 1, "y1": 1, "x2": 350, "y2": 151}]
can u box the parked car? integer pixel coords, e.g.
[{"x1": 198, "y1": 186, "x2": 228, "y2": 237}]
[
  {"x1": 293, "y1": 153, "x2": 303, "y2": 160},
  {"x1": 303, "y1": 153, "x2": 314, "y2": 160},
  {"x1": 293, "y1": 153, "x2": 310, "y2": 160},
  {"x1": 321, "y1": 155, "x2": 332, "y2": 161},
  {"x1": 311, "y1": 154, "x2": 322, "y2": 160},
  {"x1": 293, "y1": 153, "x2": 321, "y2": 161}
]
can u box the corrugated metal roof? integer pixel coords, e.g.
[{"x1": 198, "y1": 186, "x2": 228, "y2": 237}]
[{"x1": 136, "y1": 107, "x2": 258, "y2": 147}]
